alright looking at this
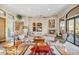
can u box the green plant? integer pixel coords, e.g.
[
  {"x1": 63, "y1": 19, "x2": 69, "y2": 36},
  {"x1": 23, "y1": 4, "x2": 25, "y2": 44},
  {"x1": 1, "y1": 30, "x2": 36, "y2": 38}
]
[
  {"x1": 16, "y1": 14, "x2": 22, "y2": 20},
  {"x1": 55, "y1": 35, "x2": 64, "y2": 43}
]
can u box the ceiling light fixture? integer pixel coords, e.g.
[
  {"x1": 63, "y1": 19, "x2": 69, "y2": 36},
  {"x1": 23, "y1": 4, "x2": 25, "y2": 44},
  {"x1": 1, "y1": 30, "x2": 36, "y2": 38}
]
[{"x1": 48, "y1": 8, "x2": 51, "y2": 11}]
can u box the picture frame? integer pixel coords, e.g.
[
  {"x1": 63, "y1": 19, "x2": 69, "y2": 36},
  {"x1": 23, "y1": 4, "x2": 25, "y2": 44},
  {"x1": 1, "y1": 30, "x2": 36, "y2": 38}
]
[{"x1": 49, "y1": 19, "x2": 55, "y2": 28}]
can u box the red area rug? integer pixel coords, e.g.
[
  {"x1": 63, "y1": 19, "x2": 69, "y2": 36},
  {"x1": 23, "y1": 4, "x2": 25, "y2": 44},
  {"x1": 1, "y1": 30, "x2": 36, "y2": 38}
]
[{"x1": 29, "y1": 48, "x2": 56, "y2": 55}]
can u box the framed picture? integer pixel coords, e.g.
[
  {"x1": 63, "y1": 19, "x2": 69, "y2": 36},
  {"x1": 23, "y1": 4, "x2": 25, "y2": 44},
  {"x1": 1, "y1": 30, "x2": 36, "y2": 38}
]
[{"x1": 49, "y1": 19, "x2": 55, "y2": 28}]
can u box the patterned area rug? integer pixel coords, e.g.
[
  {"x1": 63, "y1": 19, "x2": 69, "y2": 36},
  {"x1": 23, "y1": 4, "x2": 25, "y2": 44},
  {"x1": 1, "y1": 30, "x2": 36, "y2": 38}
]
[{"x1": 29, "y1": 48, "x2": 56, "y2": 55}]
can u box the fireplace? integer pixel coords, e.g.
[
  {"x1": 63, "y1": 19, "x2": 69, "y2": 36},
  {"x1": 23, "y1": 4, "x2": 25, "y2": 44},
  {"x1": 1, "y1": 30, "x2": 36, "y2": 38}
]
[{"x1": 49, "y1": 30, "x2": 55, "y2": 34}]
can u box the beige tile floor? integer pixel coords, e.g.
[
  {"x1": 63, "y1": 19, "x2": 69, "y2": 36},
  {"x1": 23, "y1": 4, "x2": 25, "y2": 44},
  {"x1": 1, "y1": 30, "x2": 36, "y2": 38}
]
[{"x1": 0, "y1": 36, "x2": 79, "y2": 55}]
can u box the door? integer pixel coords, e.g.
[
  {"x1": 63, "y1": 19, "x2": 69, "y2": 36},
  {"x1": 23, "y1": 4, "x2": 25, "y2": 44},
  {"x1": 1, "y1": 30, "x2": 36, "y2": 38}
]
[
  {"x1": 75, "y1": 17, "x2": 79, "y2": 45},
  {"x1": 0, "y1": 17, "x2": 6, "y2": 42},
  {"x1": 67, "y1": 19, "x2": 74, "y2": 43},
  {"x1": 7, "y1": 14, "x2": 14, "y2": 40},
  {"x1": 15, "y1": 21, "x2": 24, "y2": 33}
]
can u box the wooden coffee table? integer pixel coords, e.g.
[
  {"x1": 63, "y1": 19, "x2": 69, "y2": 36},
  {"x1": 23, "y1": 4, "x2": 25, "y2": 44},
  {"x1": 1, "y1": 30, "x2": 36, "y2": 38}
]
[{"x1": 33, "y1": 36, "x2": 44, "y2": 43}]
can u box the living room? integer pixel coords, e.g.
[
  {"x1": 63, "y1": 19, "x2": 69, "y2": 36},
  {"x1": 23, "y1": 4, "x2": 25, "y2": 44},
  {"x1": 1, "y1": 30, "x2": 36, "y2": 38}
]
[{"x1": 0, "y1": 4, "x2": 79, "y2": 55}]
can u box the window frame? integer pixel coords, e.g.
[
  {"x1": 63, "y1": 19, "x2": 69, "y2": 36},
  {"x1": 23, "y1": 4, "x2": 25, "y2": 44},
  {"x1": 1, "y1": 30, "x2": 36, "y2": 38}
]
[{"x1": 32, "y1": 22, "x2": 42, "y2": 32}]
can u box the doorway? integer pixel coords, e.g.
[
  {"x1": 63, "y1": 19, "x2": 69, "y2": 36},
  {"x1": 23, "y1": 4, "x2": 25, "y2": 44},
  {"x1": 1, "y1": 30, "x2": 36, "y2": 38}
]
[
  {"x1": 15, "y1": 21, "x2": 24, "y2": 32},
  {"x1": 0, "y1": 17, "x2": 6, "y2": 42}
]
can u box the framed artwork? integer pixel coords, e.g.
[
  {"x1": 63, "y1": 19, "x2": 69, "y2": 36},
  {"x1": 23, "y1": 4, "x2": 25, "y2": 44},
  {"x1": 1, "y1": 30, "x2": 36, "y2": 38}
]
[{"x1": 49, "y1": 19, "x2": 55, "y2": 28}]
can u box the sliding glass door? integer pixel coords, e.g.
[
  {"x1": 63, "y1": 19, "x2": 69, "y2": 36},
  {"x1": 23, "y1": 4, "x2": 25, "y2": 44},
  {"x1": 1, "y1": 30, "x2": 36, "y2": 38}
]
[
  {"x1": 67, "y1": 16, "x2": 79, "y2": 46},
  {"x1": 75, "y1": 17, "x2": 79, "y2": 45},
  {"x1": 67, "y1": 19, "x2": 74, "y2": 43}
]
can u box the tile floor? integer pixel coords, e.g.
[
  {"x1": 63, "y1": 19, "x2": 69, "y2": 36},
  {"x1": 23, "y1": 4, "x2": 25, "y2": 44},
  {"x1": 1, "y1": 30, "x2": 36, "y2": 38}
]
[{"x1": 0, "y1": 36, "x2": 79, "y2": 55}]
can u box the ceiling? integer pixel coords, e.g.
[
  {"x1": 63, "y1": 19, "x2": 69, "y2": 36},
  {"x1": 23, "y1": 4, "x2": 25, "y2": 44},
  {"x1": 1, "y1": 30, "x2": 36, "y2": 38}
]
[{"x1": 0, "y1": 4, "x2": 69, "y2": 17}]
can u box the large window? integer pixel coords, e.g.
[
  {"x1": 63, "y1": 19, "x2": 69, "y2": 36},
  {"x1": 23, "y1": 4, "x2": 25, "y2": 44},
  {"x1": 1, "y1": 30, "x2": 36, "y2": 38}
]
[
  {"x1": 67, "y1": 16, "x2": 79, "y2": 46},
  {"x1": 33, "y1": 22, "x2": 42, "y2": 32},
  {"x1": 66, "y1": 6, "x2": 79, "y2": 46},
  {"x1": 7, "y1": 14, "x2": 14, "y2": 40},
  {"x1": 75, "y1": 17, "x2": 79, "y2": 45},
  {"x1": 67, "y1": 19, "x2": 74, "y2": 43},
  {"x1": 60, "y1": 20, "x2": 66, "y2": 33}
]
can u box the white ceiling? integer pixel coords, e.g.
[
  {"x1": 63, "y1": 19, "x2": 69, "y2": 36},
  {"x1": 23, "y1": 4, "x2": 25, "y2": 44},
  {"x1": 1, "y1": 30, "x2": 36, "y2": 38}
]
[{"x1": 0, "y1": 4, "x2": 69, "y2": 17}]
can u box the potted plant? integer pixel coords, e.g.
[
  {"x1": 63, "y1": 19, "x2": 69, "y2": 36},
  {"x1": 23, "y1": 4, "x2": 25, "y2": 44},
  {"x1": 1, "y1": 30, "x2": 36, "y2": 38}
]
[
  {"x1": 16, "y1": 14, "x2": 22, "y2": 20},
  {"x1": 55, "y1": 34, "x2": 64, "y2": 43}
]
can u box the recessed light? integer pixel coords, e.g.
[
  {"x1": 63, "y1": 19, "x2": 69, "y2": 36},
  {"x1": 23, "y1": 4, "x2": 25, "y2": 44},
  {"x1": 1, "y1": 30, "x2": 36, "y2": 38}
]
[{"x1": 48, "y1": 8, "x2": 51, "y2": 11}]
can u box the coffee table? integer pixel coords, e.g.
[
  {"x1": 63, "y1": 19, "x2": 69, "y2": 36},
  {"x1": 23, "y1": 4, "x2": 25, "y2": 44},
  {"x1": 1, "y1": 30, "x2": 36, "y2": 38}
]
[{"x1": 33, "y1": 36, "x2": 44, "y2": 43}]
